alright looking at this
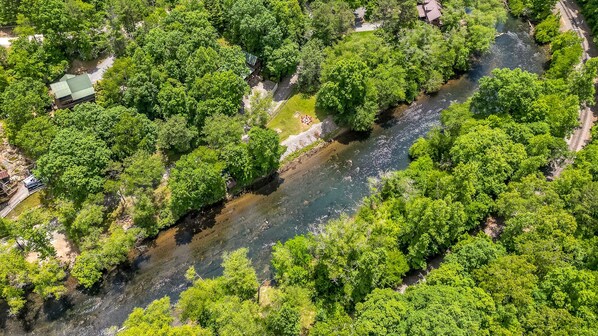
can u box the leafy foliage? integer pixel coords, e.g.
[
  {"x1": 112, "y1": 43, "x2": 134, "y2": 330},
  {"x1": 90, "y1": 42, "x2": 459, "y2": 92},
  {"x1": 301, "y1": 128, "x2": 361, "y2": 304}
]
[
  {"x1": 36, "y1": 128, "x2": 111, "y2": 202},
  {"x1": 169, "y1": 147, "x2": 226, "y2": 217},
  {"x1": 118, "y1": 19, "x2": 598, "y2": 335}
]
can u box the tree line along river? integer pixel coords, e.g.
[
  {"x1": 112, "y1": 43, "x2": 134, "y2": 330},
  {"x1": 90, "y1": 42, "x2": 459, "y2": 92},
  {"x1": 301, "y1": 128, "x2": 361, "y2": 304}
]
[{"x1": 1, "y1": 16, "x2": 547, "y2": 336}]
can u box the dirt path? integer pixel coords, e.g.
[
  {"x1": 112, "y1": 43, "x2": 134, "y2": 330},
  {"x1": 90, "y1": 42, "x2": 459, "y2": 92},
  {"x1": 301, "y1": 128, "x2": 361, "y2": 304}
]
[{"x1": 354, "y1": 22, "x2": 381, "y2": 33}]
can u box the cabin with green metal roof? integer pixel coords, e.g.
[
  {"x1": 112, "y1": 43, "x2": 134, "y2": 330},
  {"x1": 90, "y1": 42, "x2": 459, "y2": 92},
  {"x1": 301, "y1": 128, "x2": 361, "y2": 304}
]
[{"x1": 49, "y1": 74, "x2": 96, "y2": 108}]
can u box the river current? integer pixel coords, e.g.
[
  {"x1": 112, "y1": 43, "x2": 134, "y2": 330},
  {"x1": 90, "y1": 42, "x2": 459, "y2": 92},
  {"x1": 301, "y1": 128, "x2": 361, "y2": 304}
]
[{"x1": 2, "y1": 17, "x2": 547, "y2": 336}]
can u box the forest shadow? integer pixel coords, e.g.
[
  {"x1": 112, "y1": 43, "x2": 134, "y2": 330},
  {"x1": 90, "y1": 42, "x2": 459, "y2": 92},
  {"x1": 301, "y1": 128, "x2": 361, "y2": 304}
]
[
  {"x1": 0, "y1": 300, "x2": 8, "y2": 329},
  {"x1": 173, "y1": 204, "x2": 223, "y2": 246},
  {"x1": 377, "y1": 106, "x2": 405, "y2": 130},
  {"x1": 249, "y1": 173, "x2": 285, "y2": 196},
  {"x1": 42, "y1": 296, "x2": 74, "y2": 321},
  {"x1": 336, "y1": 128, "x2": 372, "y2": 145}
]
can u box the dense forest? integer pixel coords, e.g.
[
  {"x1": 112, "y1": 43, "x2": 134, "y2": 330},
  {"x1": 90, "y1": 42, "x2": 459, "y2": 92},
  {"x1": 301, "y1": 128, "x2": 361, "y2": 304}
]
[
  {"x1": 0, "y1": 0, "x2": 596, "y2": 334},
  {"x1": 113, "y1": 1, "x2": 598, "y2": 335},
  {"x1": 578, "y1": 0, "x2": 598, "y2": 39},
  {"x1": 0, "y1": 0, "x2": 516, "y2": 316}
]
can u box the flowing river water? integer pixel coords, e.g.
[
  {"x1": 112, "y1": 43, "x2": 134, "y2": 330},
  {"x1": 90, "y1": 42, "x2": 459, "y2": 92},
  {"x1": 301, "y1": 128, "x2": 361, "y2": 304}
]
[{"x1": 2, "y1": 17, "x2": 547, "y2": 336}]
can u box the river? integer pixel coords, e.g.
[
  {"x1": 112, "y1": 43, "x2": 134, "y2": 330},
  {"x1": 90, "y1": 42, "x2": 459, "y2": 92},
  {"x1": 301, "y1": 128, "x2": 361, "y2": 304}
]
[{"x1": 1, "y1": 17, "x2": 547, "y2": 336}]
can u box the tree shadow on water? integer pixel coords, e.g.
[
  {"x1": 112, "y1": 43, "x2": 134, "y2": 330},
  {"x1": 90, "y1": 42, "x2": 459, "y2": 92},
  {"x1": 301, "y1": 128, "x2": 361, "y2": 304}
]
[
  {"x1": 249, "y1": 173, "x2": 284, "y2": 196},
  {"x1": 42, "y1": 296, "x2": 73, "y2": 321},
  {"x1": 0, "y1": 300, "x2": 8, "y2": 329},
  {"x1": 8, "y1": 294, "x2": 46, "y2": 333},
  {"x1": 336, "y1": 129, "x2": 372, "y2": 145},
  {"x1": 377, "y1": 107, "x2": 403, "y2": 130},
  {"x1": 173, "y1": 204, "x2": 223, "y2": 246}
]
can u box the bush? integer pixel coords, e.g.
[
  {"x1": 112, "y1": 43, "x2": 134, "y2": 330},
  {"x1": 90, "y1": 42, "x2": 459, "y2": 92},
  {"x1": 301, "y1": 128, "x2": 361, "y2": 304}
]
[{"x1": 535, "y1": 14, "x2": 561, "y2": 44}]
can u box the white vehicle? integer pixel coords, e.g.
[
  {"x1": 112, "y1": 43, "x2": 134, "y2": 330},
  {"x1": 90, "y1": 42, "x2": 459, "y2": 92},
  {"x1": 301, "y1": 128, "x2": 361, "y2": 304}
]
[{"x1": 23, "y1": 175, "x2": 43, "y2": 191}]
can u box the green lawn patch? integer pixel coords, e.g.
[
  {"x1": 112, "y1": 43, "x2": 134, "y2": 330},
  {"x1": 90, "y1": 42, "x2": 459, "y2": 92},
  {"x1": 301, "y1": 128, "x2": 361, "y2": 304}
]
[
  {"x1": 347, "y1": 30, "x2": 376, "y2": 42},
  {"x1": 268, "y1": 92, "x2": 328, "y2": 141},
  {"x1": 7, "y1": 192, "x2": 42, "y2": 220}
]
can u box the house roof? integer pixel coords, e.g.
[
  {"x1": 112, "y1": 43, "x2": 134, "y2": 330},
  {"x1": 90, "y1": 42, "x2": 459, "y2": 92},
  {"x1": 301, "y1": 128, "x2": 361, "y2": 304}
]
[
  {"x1": 0, "y1": 170, "x2": 9, "y2": 180},
  {"x1": 50, "y1": 74, "x2": 95, "y2": 100},
  {"x1": 244, "y1": 52, "x2": 258, "y2": 67},
  {"x1": 425, "y1": 0, "x2": 442, "y2": 21},
  {"x1": 417, "y1": 0, "x2": 442, "y2": 22},
  {"x1": 60, "y1": 74, "x2": 76, "y2": 81}
]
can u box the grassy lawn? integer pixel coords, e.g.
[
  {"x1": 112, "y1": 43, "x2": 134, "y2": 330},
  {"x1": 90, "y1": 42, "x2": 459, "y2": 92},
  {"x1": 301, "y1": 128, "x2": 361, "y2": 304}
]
[
  {"x1": 268, "y1": 92, "x2": 328, "y2": 141},
  {"x1": 267, "y1": 31, "x2": 375, "y2": 141},
  {"x1": 7, "y1": 192, "x2": 42, "y2": 220},
  {"x1": 347, "y1": 30, "x2": 376, "y2": 42}
]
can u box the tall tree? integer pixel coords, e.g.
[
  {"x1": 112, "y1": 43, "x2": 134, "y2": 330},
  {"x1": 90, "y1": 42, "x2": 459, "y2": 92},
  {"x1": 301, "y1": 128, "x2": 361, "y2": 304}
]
[
  {"x1": 310, "y1": 0, "x2": 354, "y2": 46},
  {"x1": 169, "y1": 147, "x2": 226, "y2": 216},
  {"x1": 247, "y1": 127, "x2": 282, "y2": 177},
  {"x1": 157, "y1": 115, "x2": 198, "y2": 154},
  {"x1": 1, "y1": 78, "x2": 52, "y2": 141},
  {"x1": 36, "y1": 128, "x2": 111, "y2": 202},
  {"x1": 297, "y1": 39, "x2": 325, "y2": 93},
  {"x1": 14, "y1": 116, "x2": 57, "y2": 159},
  {"x1": 11, "y1": 209, "x2": 55, "y2": 258},
  {"x1": 317, "y1": 57, "x2": 378, "y2": 131},
  {"x1": 222, "y1": 248, "x2": 259, "y2": 300}
]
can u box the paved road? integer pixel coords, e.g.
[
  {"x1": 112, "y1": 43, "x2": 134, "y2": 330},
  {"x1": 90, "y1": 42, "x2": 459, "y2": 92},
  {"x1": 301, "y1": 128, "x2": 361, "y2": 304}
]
[
  {"x1": 557, "y1": 0, "x2": 598, "y2": 59},
  {"x1": 0, "y1": 185, "x2": 29, "y2": 218},
  {"x1": 272, "y1": 73, "x2": 298, "y2": 111},
  {"x1": 0, "y1": 37, "x2": 12, "y2": 47},
  {"x1": 243, "y1": 73, "x2": 297, "y2": 113},
  {"x1": 550, "y1": 0, "x2": 597, "y2": 178},
  {"x1": 557, "y1": 0, "x2": 597, "y2": 152},
  {"x1": 89, "y1": 56, "x2": 115, "y2": 83},
  {"x1": 0, "y1": 34, "x2": 44, "y2": 47}
]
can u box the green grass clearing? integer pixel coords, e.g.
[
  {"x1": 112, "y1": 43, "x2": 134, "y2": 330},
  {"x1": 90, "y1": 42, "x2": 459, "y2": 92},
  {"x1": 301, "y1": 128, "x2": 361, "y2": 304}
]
[
  {"x1": 268, "y1": 92, "x2": 328, "y2": 141},
  {"x1": 346, "y1": 30, "x2": 376, "y2": 42},
  {"x1": 7, "y1": 192, "x2": 42, "y2": 220}
]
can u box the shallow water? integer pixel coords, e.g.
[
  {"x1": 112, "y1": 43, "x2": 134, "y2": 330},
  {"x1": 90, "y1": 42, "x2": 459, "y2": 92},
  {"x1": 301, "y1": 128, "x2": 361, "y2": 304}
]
[{"x1": 1, "y1": 17, "x2": 547, "y2": 336}]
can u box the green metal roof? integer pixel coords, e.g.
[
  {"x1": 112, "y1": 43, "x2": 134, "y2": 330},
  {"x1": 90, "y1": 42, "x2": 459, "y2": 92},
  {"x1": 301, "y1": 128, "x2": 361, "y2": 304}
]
[
  {"x1": 244, "y1": 52, "x2": 258, "y2": 67},
  {"x1": 50, "y1": 74, "x2": 95, "y2": 100},
  {"x1": 71, "y1": 87, "x2": 95, "y2": 100},
  {"x1": 60, "y1": 74, "x2": 76, "y2": 81},
  {"x1": 50, "y1": 81, "x2": 71, "y2": 99}
]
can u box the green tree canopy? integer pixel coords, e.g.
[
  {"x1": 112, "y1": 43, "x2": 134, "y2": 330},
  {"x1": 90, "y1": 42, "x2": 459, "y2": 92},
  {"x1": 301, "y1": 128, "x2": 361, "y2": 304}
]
[
  {"x1": 169, "y1": 147, "x2": 226, "y2": 216},
  {"x1": 36, "y1": 128, "x2": 111, "y2": 202},
  {"x1": 1, "y1": 78, "x2": 52, "y2": 141},
  {"x1": 222, "y1": 248, "x2": 258, "y2": 300}
]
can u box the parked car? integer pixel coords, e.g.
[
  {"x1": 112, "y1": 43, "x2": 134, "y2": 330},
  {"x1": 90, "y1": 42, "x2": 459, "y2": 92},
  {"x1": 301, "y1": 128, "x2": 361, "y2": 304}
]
[{"x1": 23, "y1": 175, "x2": 43, "y2": 191}]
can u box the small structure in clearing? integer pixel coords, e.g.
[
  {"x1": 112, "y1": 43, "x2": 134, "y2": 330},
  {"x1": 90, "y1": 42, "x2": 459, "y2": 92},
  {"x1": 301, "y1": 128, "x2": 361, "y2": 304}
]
[
  {"x1": 244, "y1": 52, "x2": 260, "y2": 81},
  {"x1": 50, "y1": 73, "x2": 95, "y2": 109},
  {"x1": 23, "y1": 175, "x2": 43, "y2": 192},
  {"x1": 417, "y1": 0, "x2": 442, "y2": 25}
]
